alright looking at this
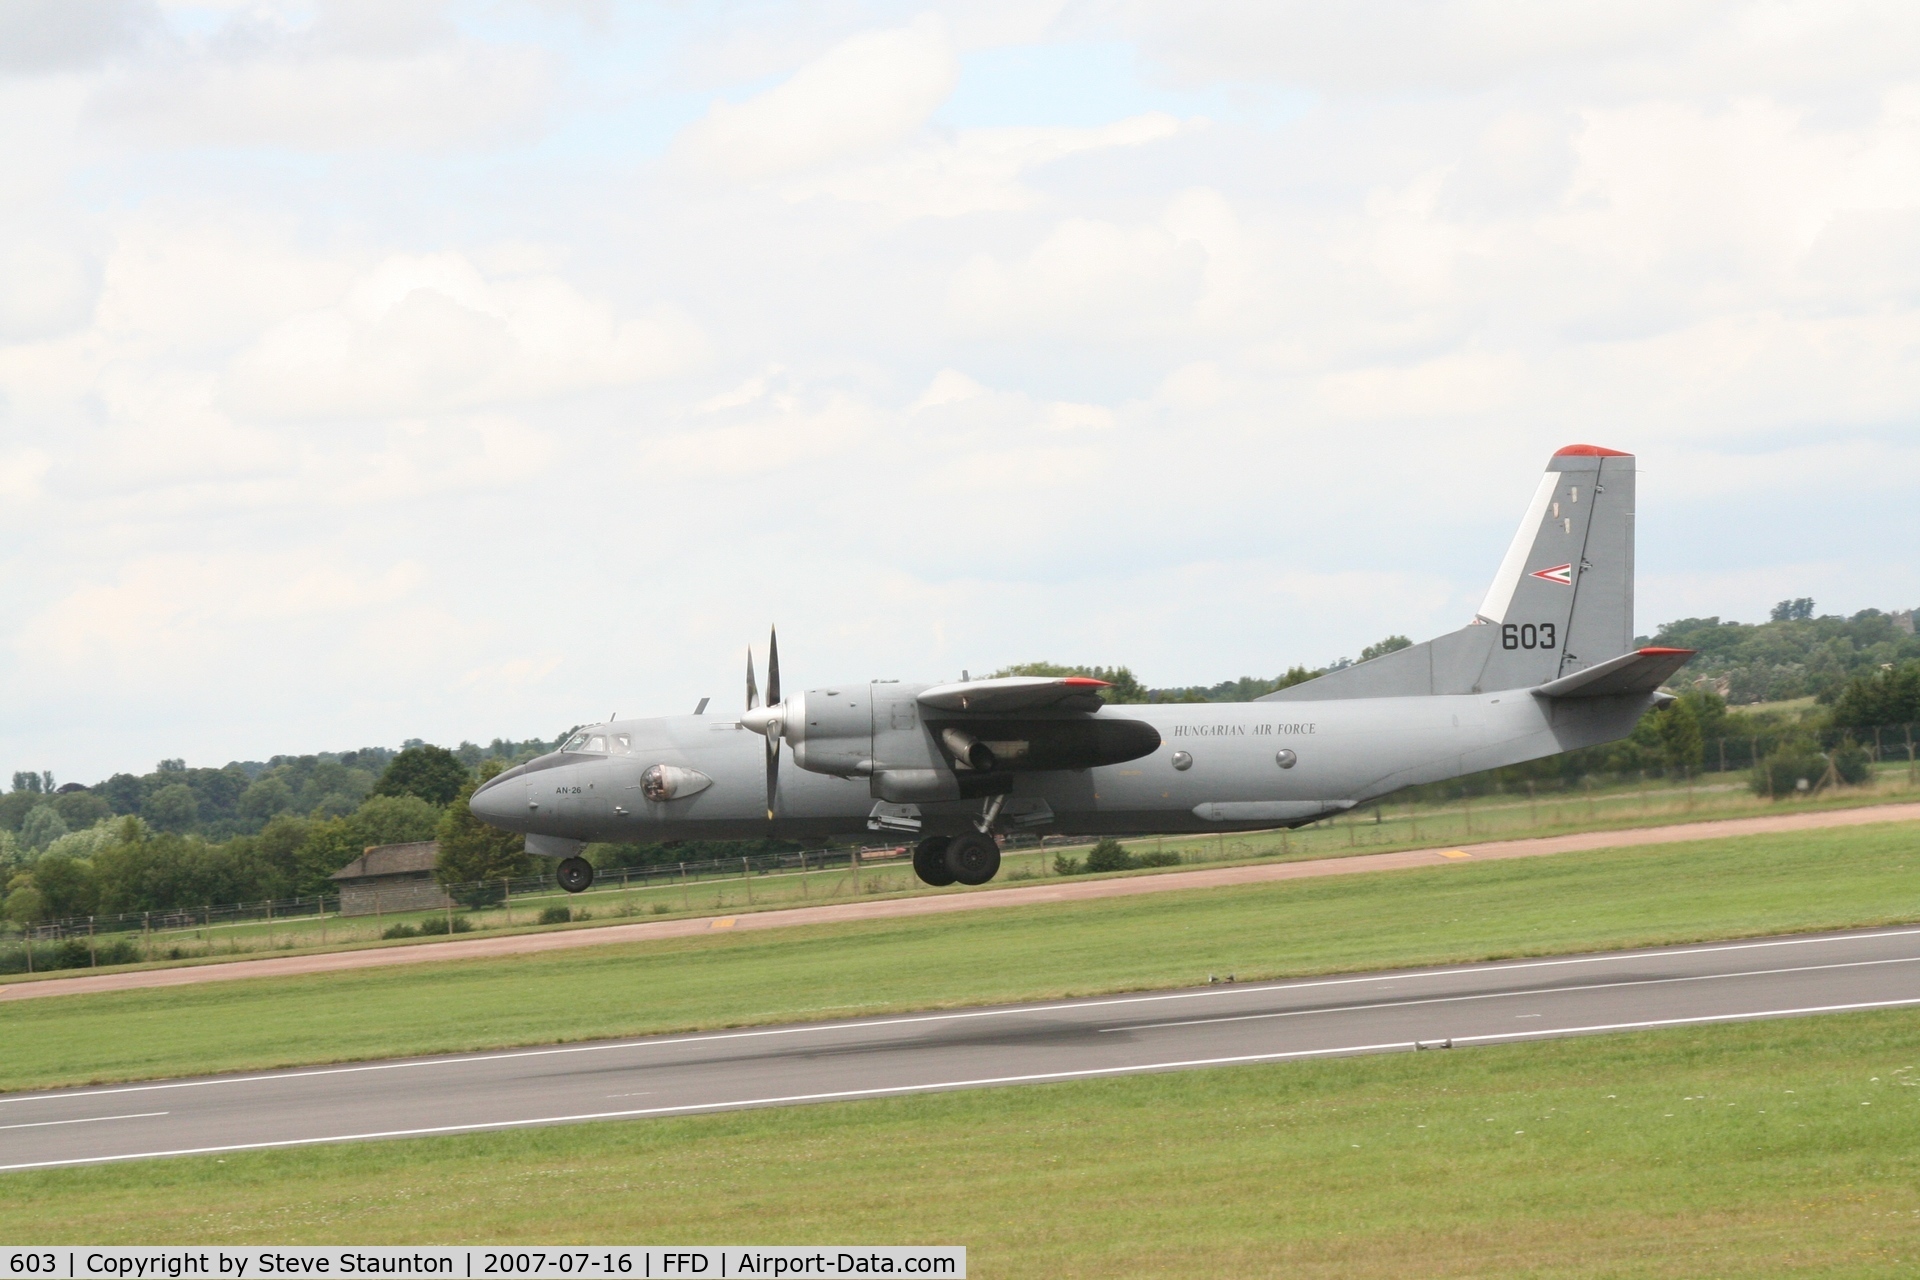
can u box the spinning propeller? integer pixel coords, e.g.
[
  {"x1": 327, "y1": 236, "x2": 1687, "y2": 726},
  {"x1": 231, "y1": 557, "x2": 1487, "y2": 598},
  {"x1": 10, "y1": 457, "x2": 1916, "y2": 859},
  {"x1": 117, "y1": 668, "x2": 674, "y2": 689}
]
[{"x1": 739, "y1": 626, "x2": 785, "y2": 819}]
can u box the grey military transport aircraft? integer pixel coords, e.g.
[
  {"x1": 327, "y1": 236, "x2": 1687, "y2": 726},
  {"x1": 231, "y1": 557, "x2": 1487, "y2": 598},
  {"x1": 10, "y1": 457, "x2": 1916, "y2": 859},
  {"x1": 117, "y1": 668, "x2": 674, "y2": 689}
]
[{"x1": 470, "y1": 445, "x2": 1693, "y2": 893}]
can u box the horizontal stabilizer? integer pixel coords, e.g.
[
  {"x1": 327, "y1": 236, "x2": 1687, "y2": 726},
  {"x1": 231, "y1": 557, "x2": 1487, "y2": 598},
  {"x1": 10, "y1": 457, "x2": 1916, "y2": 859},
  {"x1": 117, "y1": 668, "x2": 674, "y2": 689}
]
[
  {"x1": 918, "y1": 675, "x2": 1108, "y2": 714},
  {"x1": 1531, "y1": 647, "x2": 1695, "y2": 699}
]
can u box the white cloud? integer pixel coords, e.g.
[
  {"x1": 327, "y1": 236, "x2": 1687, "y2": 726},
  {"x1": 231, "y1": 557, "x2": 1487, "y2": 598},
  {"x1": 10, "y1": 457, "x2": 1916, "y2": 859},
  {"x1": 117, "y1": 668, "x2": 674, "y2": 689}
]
[
  {"x1": 947, "y1": 214, "x2": 1208, "y2": 337},
  {"x1": 5, "y1": 2, "x2": 1920, "y2": 780},
  {"x1": 86, "y1": 4, "x2": 551, "y2": 151},
  {"x1": 224, "y1": 253, "x2": 707, "y2": 418},
  {"x1": 677, "y1": 15, "x2": 958, "y2": 180},
  {"x1": 781, "y1": 113, "x2": 1183, "y2": 218}
]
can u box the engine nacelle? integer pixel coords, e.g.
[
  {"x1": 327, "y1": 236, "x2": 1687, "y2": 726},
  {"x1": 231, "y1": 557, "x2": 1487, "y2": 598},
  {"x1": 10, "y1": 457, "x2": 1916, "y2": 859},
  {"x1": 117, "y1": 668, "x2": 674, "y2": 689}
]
[{"x1": 783, "y1": 688, "x2": 875, "y2": 777}]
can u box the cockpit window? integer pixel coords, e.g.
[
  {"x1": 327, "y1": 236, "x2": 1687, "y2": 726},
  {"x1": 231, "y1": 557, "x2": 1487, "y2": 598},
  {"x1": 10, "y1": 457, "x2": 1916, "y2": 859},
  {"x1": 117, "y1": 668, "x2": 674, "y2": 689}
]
[
  {"x1": 562, "y1": 732, "x2": 591, "y2": 752},
  {"x1": 585, "y1": 734, "x2": 608, "y2": 753}
]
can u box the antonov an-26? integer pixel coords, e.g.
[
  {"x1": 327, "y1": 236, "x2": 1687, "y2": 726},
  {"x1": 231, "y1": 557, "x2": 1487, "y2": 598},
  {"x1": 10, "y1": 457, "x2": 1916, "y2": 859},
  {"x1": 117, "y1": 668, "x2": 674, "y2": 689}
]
[{"x1": 470, "y1": 445, "x2": 1693, "y2": 892}]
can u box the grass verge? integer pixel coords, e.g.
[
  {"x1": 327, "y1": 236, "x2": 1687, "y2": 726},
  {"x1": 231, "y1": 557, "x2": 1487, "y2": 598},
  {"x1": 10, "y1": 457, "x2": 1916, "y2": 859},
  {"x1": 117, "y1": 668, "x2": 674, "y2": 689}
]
[
  {"x1": 3, "y1": 1010, "x2": 1918, "y2": 1277},
  {"x1": 2, "y1": 821, "x2": 1918, "y2": 1093}
]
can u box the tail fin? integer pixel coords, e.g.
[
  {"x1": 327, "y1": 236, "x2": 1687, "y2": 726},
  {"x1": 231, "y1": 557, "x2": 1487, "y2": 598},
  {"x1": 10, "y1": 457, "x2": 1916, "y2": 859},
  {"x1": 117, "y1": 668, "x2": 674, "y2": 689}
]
[{"x1": 1261, "y1": 445, "x2": 1637, "y2": 701}]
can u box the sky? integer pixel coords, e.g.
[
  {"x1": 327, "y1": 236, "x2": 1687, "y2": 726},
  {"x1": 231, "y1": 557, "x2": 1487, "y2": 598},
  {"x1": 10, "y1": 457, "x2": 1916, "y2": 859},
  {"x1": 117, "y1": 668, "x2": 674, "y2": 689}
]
[{"x1": 4, "y1": 0, "x2": 1919, "y2": 783}]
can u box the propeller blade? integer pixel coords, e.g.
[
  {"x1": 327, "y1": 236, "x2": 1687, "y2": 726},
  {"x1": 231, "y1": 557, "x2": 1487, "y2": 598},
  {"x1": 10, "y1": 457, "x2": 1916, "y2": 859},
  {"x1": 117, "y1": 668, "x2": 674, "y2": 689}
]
[
  {"x1": 766, "y1": 626, "x2": 781, "y2": 708},
  {"x1": 765, "y1": 731, "x2": 779, "y2": 821},
  {"x1": 745, "y1": 647, "x2": 759, "y2": 711}
]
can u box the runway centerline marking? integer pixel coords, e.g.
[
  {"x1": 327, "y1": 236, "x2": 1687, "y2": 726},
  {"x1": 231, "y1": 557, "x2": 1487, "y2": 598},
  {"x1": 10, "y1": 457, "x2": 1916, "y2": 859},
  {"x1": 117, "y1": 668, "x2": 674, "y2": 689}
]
[
  {"x1": 1097, "y1": 955, "x2": 1920, "y2": 1033},
  {"x1": 7, "y1": 926, "x2": 1920, "y2": 1108},
  {"x1": 8, "y1": 995, "x2": 1920, "y2": 1172},
  {"x1": 0, "y1": 1111, "x2": 167, "y2": 1131}
]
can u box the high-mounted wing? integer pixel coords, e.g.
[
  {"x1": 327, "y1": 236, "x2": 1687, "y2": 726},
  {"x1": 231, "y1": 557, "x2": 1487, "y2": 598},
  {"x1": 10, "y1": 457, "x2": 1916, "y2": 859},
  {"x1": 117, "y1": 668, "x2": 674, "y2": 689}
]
[{"x1": 917, "y1": 675, "x2": 1110, "y2": 714}]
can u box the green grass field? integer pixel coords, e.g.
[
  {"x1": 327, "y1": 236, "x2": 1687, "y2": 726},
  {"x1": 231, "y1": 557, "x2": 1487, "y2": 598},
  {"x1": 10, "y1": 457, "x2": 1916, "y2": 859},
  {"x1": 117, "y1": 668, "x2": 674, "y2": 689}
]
[
  {"x1": 5, "y1": 1010, "x2": 1917, "y2": 1276},
  {"x1": 13, "y1": 769, "x2": 1915, "y2": 974},
  {"x1": 4, "y1": 820, "x2": 1919, "y2": 1093}
]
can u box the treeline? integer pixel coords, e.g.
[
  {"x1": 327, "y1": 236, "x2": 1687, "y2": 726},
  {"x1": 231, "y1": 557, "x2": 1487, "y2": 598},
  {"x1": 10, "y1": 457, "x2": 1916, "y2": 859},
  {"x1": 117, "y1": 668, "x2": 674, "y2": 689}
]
[
  {"x1": 1652, "y1": 601, "x2": 1919, "y2": 704},
  {"x1": 2, "y1": 747, "x2": 536, "y2": 926},
  {"x1": 0, "y1": 736, "x2": 556, "y2": 853}
]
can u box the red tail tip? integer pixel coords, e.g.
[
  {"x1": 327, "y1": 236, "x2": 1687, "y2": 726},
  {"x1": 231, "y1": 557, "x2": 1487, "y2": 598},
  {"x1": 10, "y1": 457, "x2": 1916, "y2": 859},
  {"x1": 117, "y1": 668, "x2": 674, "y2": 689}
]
[{"x1": 1554, "y1": 444, "x2": 1632, "y2": 457}]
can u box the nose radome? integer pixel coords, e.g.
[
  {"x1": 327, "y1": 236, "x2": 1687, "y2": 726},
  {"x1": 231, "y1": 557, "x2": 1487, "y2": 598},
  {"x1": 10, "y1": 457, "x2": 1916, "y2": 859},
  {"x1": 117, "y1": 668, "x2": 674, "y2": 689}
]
[{"x1": 468, "y1": 774, "x2": 517, "y2": 828}]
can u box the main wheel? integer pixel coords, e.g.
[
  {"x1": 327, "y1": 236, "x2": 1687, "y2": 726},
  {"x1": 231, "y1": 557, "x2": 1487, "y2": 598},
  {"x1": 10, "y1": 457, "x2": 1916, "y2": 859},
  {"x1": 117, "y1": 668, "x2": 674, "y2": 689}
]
[
  {"x1": 945, "y1": 831, "x2": 1001, "y2": 886},
  {"x1": 912, "y1": 837, "x2": 956, "y2": 886},
  {"x1": 556, "y1": 856, "x2": 594, "y2": 894}
]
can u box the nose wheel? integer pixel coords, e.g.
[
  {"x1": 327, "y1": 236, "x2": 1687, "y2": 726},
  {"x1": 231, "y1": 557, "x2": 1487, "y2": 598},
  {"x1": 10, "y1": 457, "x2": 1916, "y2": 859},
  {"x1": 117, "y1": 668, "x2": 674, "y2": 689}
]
[
  {"x1": 911, "y1": 837, "x2": 956, "y2": 886},
  {"x1": 556, "y1": 856, "x2": 595, "y2": 894}
]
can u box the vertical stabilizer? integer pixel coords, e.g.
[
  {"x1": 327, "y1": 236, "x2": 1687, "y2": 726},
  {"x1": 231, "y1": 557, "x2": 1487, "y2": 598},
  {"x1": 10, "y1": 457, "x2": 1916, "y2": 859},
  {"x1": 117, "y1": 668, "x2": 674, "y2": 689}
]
[
  {"x1": 1473, "y1": 445, "x2": 1635, "y2": 690},
  {"x1": 1261, "y1": 445, "x2": 1637, "y2": 701}
]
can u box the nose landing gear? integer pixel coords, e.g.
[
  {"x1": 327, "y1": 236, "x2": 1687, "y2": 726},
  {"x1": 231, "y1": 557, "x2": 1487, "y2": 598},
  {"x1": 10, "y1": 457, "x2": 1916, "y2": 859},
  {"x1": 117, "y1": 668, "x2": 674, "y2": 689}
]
[{"x1": 557, "y1": 856, "x2": 595, "y2": 894}]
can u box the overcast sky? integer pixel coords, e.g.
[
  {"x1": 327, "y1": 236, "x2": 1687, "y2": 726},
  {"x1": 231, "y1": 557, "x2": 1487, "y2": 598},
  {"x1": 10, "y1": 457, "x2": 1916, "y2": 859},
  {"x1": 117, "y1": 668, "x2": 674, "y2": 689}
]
[{"x1": 5, "y1": 0, "x2": 1918, "y2": 782}]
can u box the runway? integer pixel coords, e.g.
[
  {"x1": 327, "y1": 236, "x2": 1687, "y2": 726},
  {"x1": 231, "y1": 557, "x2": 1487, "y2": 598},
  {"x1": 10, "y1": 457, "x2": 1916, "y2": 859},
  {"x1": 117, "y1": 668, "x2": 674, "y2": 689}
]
[{"x1": 6, "y1": 924, "x2": 1920, "y2": 1171}]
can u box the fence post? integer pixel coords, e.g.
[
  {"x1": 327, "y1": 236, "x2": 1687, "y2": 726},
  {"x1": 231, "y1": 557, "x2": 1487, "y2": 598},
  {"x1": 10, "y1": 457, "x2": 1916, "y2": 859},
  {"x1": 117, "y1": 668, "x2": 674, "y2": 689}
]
[
  {"x1": 89, "y1": 916, "x2": 96, "y2": 968},
  {"x1": 743, "y1": 857, "x2": 751, "y2": 905},
  {"x1": 853, "y1": 846, "x2": 861, "y2": 894},
  {"x1": 681, "y1": 861, "x2": 689, "y2": 911},
  {"x1": 504, "y1": 878, "x2": 512, "y2": 927},
  {"x1": 800, "y1": 848, "x2": 809, "y2": 899}
]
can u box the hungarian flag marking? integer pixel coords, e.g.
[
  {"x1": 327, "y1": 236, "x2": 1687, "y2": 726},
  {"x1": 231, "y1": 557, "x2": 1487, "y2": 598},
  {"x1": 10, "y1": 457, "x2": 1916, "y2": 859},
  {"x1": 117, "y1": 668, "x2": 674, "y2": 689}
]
[{"x1": 1530, "y1": 563, "x2": 1574, "y2": 586}]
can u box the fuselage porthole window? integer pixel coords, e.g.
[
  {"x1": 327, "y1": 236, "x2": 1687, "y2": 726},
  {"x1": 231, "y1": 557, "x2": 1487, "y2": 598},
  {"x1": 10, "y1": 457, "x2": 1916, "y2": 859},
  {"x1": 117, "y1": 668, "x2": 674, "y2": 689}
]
[
  {"x1": 1171, "y1": 751, "x2": 1193, "y2": 771},
  {"x1": 613, "y1": 734, "x2": 632, "y2": 753}
]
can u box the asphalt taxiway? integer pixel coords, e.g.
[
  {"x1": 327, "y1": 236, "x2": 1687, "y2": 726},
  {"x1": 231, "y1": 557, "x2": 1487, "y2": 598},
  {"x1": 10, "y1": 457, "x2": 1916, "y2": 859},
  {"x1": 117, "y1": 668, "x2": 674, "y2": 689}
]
[{"x1": 6, "y1": 924, "x2": 1920, "y2": 1170}]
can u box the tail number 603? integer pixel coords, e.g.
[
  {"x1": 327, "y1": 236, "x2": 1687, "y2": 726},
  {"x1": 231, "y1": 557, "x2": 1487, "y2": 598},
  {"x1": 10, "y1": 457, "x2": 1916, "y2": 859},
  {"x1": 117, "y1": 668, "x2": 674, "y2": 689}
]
[{"x1": 1503, "y1": 622, "x2": 1556, "y2": 650}]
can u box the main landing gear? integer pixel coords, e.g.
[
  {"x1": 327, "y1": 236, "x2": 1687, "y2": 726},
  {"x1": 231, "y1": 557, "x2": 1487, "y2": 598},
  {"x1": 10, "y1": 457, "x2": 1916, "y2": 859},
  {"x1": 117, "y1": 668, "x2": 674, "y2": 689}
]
[
  {"x1": 557, "y1": 856, "x2": 595, "y2": 894},
  {"x1": 911, "y1": 832, "x2": 1002, "y2": 887}
]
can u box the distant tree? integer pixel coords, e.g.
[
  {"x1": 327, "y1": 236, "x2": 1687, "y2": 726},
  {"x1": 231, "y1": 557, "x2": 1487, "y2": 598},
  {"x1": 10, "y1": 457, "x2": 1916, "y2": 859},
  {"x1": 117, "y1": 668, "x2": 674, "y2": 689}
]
[
  {"x1": 0, "y1": 791, "x2": 41, "y2": 833},
  {"x1": 239, "y1": 776, "x2": 295, "y2": 826},
  {"x1": 254, "y1": 813, "x2": 312, "y2": 891},
  {"x1": 98, "y1": 773, "x2": 146, "y2": 815},
  {"x1": 1831, "y1": 661, "x2": 1920, "y2": 730},
  {"x1": 11, "y1": 771, "x2": 42, "y2": 794},
  {"x1": 52, "y1": 791, "x2": 112, "y2": 830},
  {"x1": 142, "y1": 784, "x2": 200, "y2": 833},
  {"x1": 435, "y1": 760, "x2": 534, "y2": 905},
  {"x1": 1358, "y1": 635, "x2": 1413, "y2": 663},
  {"x1": 1656, "y1": 697, "x2": 1704, "y2": 776},
  {"x1": 3, "y1": 880, "x2": 46, "y2": 926},
  {"x1": 373, "y1": 745, "x2": 470, "y2": 807},
  {"x1": 19, "y1": 805, "x2": 69, "y2": 853},
  {"x1": 157, "y1": 759, "x2": 186, "y2": 773},
  {"x1": 352, "y1": 794, "x2": 441, "y2": 845},
  {"x1": 1770, "y1": 598, "x2": 1816, "y2": 622},
  {"x1": 25, "y1": 853, "x2": 97, "y2": 919}
]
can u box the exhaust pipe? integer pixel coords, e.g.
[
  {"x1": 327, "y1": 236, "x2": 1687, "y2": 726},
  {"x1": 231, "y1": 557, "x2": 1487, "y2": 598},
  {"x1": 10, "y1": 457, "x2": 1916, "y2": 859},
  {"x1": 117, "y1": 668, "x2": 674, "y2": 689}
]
[{"x1": 941, "y1": 727, "x2": 996, "y2": 772}]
